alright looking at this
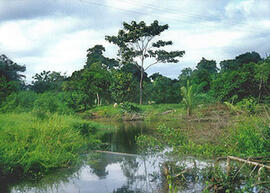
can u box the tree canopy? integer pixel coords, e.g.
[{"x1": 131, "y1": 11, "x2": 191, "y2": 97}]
[
  {"x1": 106, "y1": 20, "x2": 185, "y2": 104},
  {"x1": 0, "y1": 54, "x2": 25, "y2": 102}
]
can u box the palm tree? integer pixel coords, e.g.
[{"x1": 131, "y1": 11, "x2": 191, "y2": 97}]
[{"x1": 181, "y1": 81, "x2": 194, "y2": 116}]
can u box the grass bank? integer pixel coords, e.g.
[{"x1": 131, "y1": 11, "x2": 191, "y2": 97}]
[
  {"x1": 82, "y1": 103, "x2": 186, "y2": 121},
  {"x1": 136, "y1": 113, "x2": 270, "y2": 158},
  {"x1": 0, "y1": 113, "x2": 110, "y2": 179}
]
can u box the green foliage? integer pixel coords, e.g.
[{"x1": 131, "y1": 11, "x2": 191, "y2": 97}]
[
  {"x1": 202, "y1": 166, "x2": 244, "y2": 193},
  {"x1": 32, "y1": 109, "x2": 48, "y2": 120},
  {"x1": 136, "y1": 125, "x2": 187, "y2": 154},
  {"x1": 0, "y1": 91, "x2": 37, "y2": 112},
  {"x1": 119, "y1": 102, "x2": 140, "y2": 113},
  {"x1": 0, "y1": 91, "x2": 74, "y2": 114},
  {"x1": 0, "y1": 113, "x2": 101, "y2": 178},
  {"x1": 72, "y1": 122, "x2": 97, "y2": 137},
  {"x1": 88, "y1": 103, "x2": 184, "y2": 120},
  {"x1": 255, "y1": 57, "x2": 270, "y2": 102},
  {"x1": 211, "y1": 52, "x2": 263, "y2": 102},
  {"x1": 227, "y1": 116, "x2": 270, "y2": 156},
  {"x1": 0, "y1": 54, "x2": 25, "y2": 102},
  {"x1": 236, "y1": 97, "x2": 257, "y2": 114},
  {"x1": 86, "y1": 45, "x2": 118, "y2": 69},
  {"x1": 31, "y1": 71, "x2": 66, "y2": 93},
  {"x1": 106, "y1": 20, "x2": 184, "y2": 104},
  {"x1": 220, "y1": 52, "x2": 261, "y2": 72},
  {"x1": 191, "y1": 58, "x2": 218, "y2": 92},
  {"x1": 193, "y1": 92, "x2": 217, "y2": 105},
  {"x1": 224, "y1": 101, "x2": 241, "y2": 114},
  {"x1": 136, "y1": 135, "x2": 163, "y2": 154},
  {"x1": 110, "y1": 71, "x2": 138, "y2": 103},
  {"x1": 181, "y1": 81, "x2": 194, "y2": 116},
  {"x1": 66, "y1": 62, "x2": 112, "y2": 107},
  {"x1": 146, "y1": 74, "x2": 181, "y2": 104},
  {"x1": 178, "y1": 67, "x2": 192, "y2": 88}
]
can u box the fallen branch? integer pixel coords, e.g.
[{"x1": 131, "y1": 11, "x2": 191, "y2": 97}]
[{"x1": 227, "y1": 156, "x2": 270, "y2": 170}]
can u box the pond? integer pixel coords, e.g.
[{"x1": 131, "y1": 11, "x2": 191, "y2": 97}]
[
  {"x1": 2, "y1": 120, "x2": 200, "y2": 193},
  {"x1": 3, "y1": 120, "x2": 265, "y2": 193}
]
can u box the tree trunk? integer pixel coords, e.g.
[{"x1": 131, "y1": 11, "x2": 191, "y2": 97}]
[
  {"x1": 139, "y1": 68, "x2": 144, "y2": 105},
  {"x1": 96, "y1": 92, "x2": 100, "y2": 106},
  {"x1": 258, "y1": 77, "x2": 262, "y2": 103},
  {"x1": 187, "y1": 107, "x2": 191, "y2": 116}
]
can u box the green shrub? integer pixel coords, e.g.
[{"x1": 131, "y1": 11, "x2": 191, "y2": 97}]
[
  {"x1": 236, "y1": 97, "x2": 257, "y2": 114},
  {"x1": 119, "y1": 102, "x2": 140, "y2": 113},
  {"x1": 0, "y1": 91, "x2": 74, "y2": 114},
  {"x1": 227, "y1": 116, "x2": 270, "y2": 156},
  {"x1": 194, "y1": 92, "x2": 217, "y2": 105},
  {"x1": 0, "y1": 91, "x2": 38, "y2": 112}
]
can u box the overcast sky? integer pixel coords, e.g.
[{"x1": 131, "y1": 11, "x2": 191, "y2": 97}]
[{"x1": 1, "y1": 0, "x2": 270, "y2": 82}]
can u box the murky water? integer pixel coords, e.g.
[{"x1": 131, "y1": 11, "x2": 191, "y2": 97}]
[
  {"x1": 10, "y1": 153, "x2": 164, "y2": 193},
  {"x1": 3, "y1": 120, "x2": 266, "y2": 193},
  {"x1": 5, "y1": 121, "x2": 168, "y2": 193}
]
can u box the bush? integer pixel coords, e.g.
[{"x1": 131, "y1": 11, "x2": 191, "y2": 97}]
[
  {"x1": 119, "y1": 102, "x2": 140, "y2": 113},
  {"x1": 236, "y1": 97, "x2": 257, "y2": 114},
  {"x1": 194, "y1": 91, "x2": 217, "y2": 105},
  {"x1": 227, "y1": 116, "x2": 270, "y2": 156},
  {"x1": 0, "y1": 91, "x2": 38, "y2": 112},
  {"x1": 0, "y1": 91, "x2": 74, "y2": 114}
]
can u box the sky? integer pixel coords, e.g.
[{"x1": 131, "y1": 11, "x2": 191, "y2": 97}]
[{"x1": 0, "y1": 0, "x2": 270, "y2": 82}]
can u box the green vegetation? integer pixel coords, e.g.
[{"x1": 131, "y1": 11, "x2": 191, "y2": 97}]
[
  {"x1": 106, "y1": 20, "x2": 185, "y2": 104},
  {"x1": 136, "y1": 110, "x2": 270, "y2": 158},
  {"x1": 1, "y1": 20, "x2": 270, "y2": 191},
  {"x1": 181, "y1": 81, "x2": 194, "y2": 116},
  {"x1": 0, "y1": 113, "x2": 106, "y2": 178},
  {"x1": 84, "y1": 103, "x2": 185, "y2": 121}
]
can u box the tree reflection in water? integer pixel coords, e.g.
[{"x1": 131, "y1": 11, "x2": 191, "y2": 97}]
[{"x1": 9, "y1": 152, "x2": 163, "y2": 193}]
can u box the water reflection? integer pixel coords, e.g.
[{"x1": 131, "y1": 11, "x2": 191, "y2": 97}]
[
  {"x1": 6, "y1": 120, "x2": 216, "y2": 193},
  {"x1": 10, "y1": 152, "x2": 164, "y2": 193},
  {"x1": 99, "y1": 120, "x2": 154, "y2": 154}
]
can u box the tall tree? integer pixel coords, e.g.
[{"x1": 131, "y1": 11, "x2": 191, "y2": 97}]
[
  {"x1": 0, "y1": 54, "x2": 25, "y2": 101},
  {"x1": 110, "y1": 70, "x2": 138, "y2": 103},
  {"x1": 105, "y1": 20, "x2": 185, "y2": 104},
  {"x1": 255, "y1": 57, "x2": 270, "y2": 102},
  {"x1": 220, "y1": 51, "x2": 262, "y2": 72},
  {"x1": 66, "y1": 62, "x2": 111, "y2": 107},
  {"x1": 149, "y1": 75, "x2": 181, "y2": 103},
  {"x1": 86, "y1": 45, "x2": 118, "y2": 69},
  {"x1": 31, "y1": 70, "x2": 66, "y2": 93},
  {"x1": 178, "y1": 67, "x2": 193, "y2": 87},
  {"x1": 192, "y1": 58, "x2": 217, "y2": 92}
]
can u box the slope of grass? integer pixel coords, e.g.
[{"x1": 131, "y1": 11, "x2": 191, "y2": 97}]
[
  {"x1": 84, "y1": 103, "x2": 186, "y2": 121},
  {"x1": 136, "y1": 115, "x2": 270, "y2": 158},
  {"x1": 0, "y1": 113, "x2": 104, "y2": 178}
]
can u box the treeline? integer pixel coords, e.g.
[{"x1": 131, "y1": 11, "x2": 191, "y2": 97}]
[
  {"x1": 1, "y1": 49, "x2": 269, "y2": 113},
  {"x1": 1, "y1": 20, "x2": 270, "y2": 112}
]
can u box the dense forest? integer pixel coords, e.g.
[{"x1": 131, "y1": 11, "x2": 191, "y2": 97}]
[{"x1": 1, "y1": 47, "x2": 269, "y2": 113}]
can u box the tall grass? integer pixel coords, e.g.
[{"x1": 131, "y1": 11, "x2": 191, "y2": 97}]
[{"x1": 0, "y1": 113, "x2": 101, "y2": 178}]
